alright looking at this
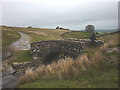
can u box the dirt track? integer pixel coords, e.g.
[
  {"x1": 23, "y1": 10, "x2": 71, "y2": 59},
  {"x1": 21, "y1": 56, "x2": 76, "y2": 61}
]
[{"x1": 11, "y1": 32, "x2": 31, "y2": 50}]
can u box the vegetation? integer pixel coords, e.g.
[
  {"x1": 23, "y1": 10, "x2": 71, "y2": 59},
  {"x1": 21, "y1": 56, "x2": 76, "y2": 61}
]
[
  {"x1": 10, "y1": 50, "x2": 33, "y2": 63},
  {"x1": 61, "y1": 31, "x2": 91, "y2": 39},
  {"x1": 2, "y1": 26, "x2": 68, "y2": 42},
  {"x1": 99, "y1": 33, "x2": 118, "y2": 45},
  {"x1": 2, "y1": 26, "x2": 119, "y2": 88},
  {"x1": 2, "y1": 30, "x2": 20, "y2": 49},
  {"x1": 19, "y1": 65, "x2": 118, "y2": 88},
  {"x1": 18, "y1": 42, "x2": 118, "y2": 88}
]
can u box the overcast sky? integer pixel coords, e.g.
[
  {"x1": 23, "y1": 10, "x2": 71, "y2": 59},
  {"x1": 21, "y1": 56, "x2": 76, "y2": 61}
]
[{"x1": 1, "y1": 0, "x2": 118, "y2": 30}]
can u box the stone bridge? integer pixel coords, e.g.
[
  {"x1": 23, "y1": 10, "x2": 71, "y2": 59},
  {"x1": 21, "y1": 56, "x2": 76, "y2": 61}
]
[{"x1": 31, "y1": 39, "x2": 103, "y2": 64}]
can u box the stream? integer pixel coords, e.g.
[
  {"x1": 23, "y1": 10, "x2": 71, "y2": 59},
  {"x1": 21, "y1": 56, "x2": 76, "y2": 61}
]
[{"x1": 2, "y1": 32, "x2": 31, "y2": 88}]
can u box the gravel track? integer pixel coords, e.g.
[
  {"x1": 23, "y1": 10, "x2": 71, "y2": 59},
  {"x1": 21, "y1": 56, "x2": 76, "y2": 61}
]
[{"x1": 11, "y1": 32, "x2": 31, "y2": 50}]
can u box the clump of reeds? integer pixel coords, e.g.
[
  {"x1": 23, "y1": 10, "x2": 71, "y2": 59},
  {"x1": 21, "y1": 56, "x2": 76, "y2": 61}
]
[{"x1": 19, "y1": 68, "x2": 39, "y2": 84}]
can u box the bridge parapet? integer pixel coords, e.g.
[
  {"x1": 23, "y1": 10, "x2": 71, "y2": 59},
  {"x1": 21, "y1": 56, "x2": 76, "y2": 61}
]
[{"x1": 31, "y1": 39, "x2": 85, "y2": 64}]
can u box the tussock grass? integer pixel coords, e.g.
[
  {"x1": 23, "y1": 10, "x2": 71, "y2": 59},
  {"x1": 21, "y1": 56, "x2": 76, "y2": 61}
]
[
  {"x1": 19, "y1": 68, "x2": 39, "y2": 83},
  {"x1": 100, "y1": 43, "x2": 108, "y2": 52},
  {"x1": 19, "y1": 55, "x2": 91, "y2": 84},
  {"x1": 19, "y1": 43, "x2": 111, "y2": 84}
]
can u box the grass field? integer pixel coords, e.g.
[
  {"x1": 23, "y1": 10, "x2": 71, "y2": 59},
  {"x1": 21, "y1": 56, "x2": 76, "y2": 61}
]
[
  {"x1": 2, "y1": 26, "x2": 67, "y2": 42},
  {"x1": 61, "y1": 31, "x2": 91, "y2": 39},
  {"x1": 2, "y1": 26, "x2": 119, "y2": 88}
]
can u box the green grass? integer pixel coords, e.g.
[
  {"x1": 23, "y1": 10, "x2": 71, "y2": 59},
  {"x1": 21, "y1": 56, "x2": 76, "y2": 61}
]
[
  {"x1": 11, "y1": 50, "x2": 33, "y2": 63},
  {"x1": 2, "y1": 26, "x2": 67, "y2": 42},
  {"x1": 98, "y1": 33, "x2": 118, "y2": 45},
  {"x1": 23, "y1": 32, "x2": 48, "y2": 42},
  {"x1": 61, "y1": 31, "x2": 92, "y2": 39},
  {"x1": 24, "y1": 30, "x2": 66, "y2": 42},
  {"x1": 84, "y1": 47, "x2": 98, "y2": 56},
  {"x1": 2, "y1": 30, "x2": 20, "y2": 49}
]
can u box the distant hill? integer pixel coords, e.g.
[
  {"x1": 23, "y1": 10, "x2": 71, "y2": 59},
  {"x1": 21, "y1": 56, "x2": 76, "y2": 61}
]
[
  {"x1": 71, "y1": 29, "x2": 118, "y2": 33},
  {"x1": 95, "y1": 29, "x2": 118, "y2": 32}
]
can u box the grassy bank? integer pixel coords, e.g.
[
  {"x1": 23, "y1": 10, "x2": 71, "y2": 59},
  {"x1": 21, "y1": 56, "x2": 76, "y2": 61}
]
[
  {"x1": 9, "y1": 50, "x2": 33, "y2": 63},
  {"x1": 2, "y1": 30, "x2": 20, "y2": 49},
  {"x1": 17, "y1": 41, "x2": 118, "y2": 88},
  {"x1": 19, "y1": 67, "x2": 118, "y2": 88}
]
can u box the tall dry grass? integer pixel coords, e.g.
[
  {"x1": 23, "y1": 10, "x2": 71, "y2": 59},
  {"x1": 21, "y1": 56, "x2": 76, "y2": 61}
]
[
  {"x1": 19, "y1": 68, "x2": 39, "y2": 83},
  {"x1": 19, "y1": 54, "x2": 92, "y2": 84},
  {"x1": 19, "y1": 43, "x2": 110, "y2": 84}
]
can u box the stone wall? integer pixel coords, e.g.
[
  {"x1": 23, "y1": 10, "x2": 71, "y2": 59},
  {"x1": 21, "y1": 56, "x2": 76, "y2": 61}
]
[{"x1": 31, "y1": 40, "x2": 85, "y2": 64}]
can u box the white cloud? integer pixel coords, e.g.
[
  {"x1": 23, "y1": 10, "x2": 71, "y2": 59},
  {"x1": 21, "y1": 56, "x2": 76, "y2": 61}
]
[
  {"x1": 1, "y1": 1, "x2": 118, "y2": 30},
  {"x1": 1, "y1": 0, "x2": 119, "y2": 2}
]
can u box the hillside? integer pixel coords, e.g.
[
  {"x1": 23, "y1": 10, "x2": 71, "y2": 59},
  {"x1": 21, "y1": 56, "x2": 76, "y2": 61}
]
[{"x1": 1, "y1": 26, "x2": 119, "y2": 88}]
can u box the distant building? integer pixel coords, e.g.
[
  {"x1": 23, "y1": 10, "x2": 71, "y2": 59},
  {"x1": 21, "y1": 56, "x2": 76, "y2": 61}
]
[
  {"x1": 28, "y1": 26, "x2": 32, "y2": 28},
  {"x1": 56, "y1": 26, "x2": 69, "y2": 30},
  {"x1": 59, "y1": 27, "x2": 69, "y2": 30},
  {"x1": 85, "y1": 25, "x2": 95, "y2": 33}
]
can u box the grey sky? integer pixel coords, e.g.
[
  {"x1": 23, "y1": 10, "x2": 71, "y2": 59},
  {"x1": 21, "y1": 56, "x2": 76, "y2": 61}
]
[{"x1": 2, "y1": 1, "x2": 118, "y2": 30}]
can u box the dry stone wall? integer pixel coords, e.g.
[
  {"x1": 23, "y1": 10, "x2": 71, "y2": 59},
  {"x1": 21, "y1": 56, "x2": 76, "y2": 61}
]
[{"x1": 31, "y1": 39, "x2": 104, "y2": 64}]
